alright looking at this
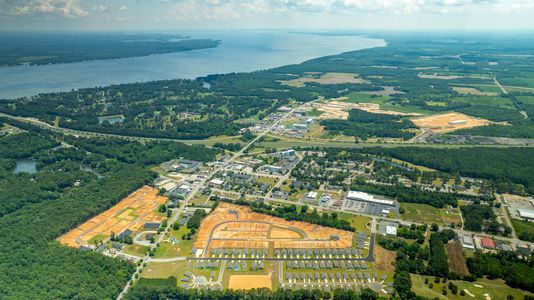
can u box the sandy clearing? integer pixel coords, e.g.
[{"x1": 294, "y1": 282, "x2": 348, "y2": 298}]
[
  {"x1": 411, "y1": 112, "x2": 491, "y2": 133},
  {"x1": 228, "y1": 274, "x2": 272, "y2": 290}
]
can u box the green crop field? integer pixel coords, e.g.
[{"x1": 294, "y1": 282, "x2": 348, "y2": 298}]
[
  {"x1": 451, "y1": 95, "x2": 515, "y2": 108},
  {"x1": 501, "y1": 76, "x2": 534, "y2": 88}
]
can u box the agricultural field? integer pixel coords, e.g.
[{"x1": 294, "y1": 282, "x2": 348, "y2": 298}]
[
  {"x1": 451, "y1": 86, "x2": 499, "y2": 96},
  {"x1": 58, "y1": 186, "x2": 167, "y2": 248},
  {"x1": 501, "y1": 76, "x2": 534, "y2": 88}
]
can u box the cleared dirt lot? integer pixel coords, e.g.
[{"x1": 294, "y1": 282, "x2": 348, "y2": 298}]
[
  {"x1": 228, "y1": 274, "x2": 272, "y2": 290},
  {"x1": 58, "y1": 186, "x2": 167, "y2": 248},
  {"x1": 195, "y1": 203, "x2": 353, "y2": 253},
  {"x1": 411, "y1": 112, "x2": 491, "y2": 133},
  {"x1": 315, "y1": 100, "x2": 413, "y2": 120},
  {"x1": 446, "y1": 241, "x2": 469, "y2": 276},
  {"x1": 280, "y1": 73, "x2": 366, "y2": 87},
  {"x1": 375, "y1": 245, "x2": 396, "y2": 274}
]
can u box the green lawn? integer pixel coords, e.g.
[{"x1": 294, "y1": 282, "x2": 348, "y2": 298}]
[
  {"x1": 411, "y1": 274, "x2": 532, "y2": 300},
  {"x1": 400, "y1": 203, "x2": 461, "y2": 226},
  {"x1": 511, "y1": 219, "x2": 534, "y2": 242},
  {"x1": 88, "y1": 233, "x2": 106, "y2": 246},
  {"x1": 123, "y1": 244, "x2": 149, "y2": 257},
  {"x1": 337, "y1": 212, "x2": 372, "y2": 233},
  {"x1": 451, "y1": 95, "x2": 515, "y2": 108}
]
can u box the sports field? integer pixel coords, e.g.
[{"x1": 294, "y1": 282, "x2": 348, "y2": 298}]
[
  {"x1": 58, "y1": 186, "x2": 167, "y2": 248},
  {"x1": 194, "y1": 203, "x2": 353, "y2": 254}
]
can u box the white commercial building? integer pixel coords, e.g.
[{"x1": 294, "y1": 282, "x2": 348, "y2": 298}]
[
  {"x1": 518, "y1": 208, "x2": 534, "y2": 220},
  {"x1": 346, "y1": 191, "x2": 395, "y2": 206},
  {"x1": 307, "y1": 191, "x2": 318, "y2": 199}
]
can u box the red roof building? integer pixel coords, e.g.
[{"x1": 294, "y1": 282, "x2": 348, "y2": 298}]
[{"x1": 481, "y1": 237, "x2": 495, "y2": 249}]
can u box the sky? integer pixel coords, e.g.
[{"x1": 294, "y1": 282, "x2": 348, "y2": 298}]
[{"x1": 1, "y1": 0, "x2": 534, "y2": 31}]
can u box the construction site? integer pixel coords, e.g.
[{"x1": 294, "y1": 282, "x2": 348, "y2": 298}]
[
  {"x1": 194, "y1": 202, "x2": 353, "y2": 256},
  {"x1": 411, "y1": 112, "x2": 492, "y2": 133},
  {"x1": 315, "y1": 100, "x2": 413, "y2": 120},
  {"x1": 58, "y1": 186, "x2": 168, "y2": 248}
]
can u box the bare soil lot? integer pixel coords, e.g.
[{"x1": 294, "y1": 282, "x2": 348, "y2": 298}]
[
  {"x1": 228, "y1": 274, "x2": 272, "y2": 290},
  {"x1": 446, "y1": 241, "x2": 469, "y2": 276},
  {"x1": 411, "y1": 112, "x2": 491, "y2": 133},
  {"x1": 195, "y1": 203, "x2": 353, "y2": 253},
  {"x1": 58, "y1": 186, "x2": 167, "y2": 248},
  {"x1": 280, "y1": 73, "x2": 366, "y2": 87}
]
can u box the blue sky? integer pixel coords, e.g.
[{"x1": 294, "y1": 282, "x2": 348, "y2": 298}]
[{"x1": 1, "y1": 0, "x2": 534, "y2": 31}]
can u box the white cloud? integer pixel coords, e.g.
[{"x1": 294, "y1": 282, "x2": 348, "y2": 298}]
[
  {"x1": 119, "y1": 4, "x2": 127, "y2": 11},
  {"x1": 9, "y1": 0, "x2": 88, "y2": 17}
]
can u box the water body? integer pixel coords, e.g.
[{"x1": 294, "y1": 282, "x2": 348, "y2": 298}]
[
  {"x1": 0, "y1": 31, "x2": 385, "y2": 99},
  {"x1": 14, "y1": 158, "x2": 37, "y2": 174}
]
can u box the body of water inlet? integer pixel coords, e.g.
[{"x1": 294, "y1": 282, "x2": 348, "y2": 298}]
[{"x1": 0, "y1": 31, "x2": 386, "y2": 99}]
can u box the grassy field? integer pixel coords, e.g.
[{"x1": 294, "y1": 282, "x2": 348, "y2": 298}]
[
  {"x1": 469, "y1": 84, "x2": 504, "y2": 94},
  {"x1": 501, "y1": 76, "x2": 534, "y2": 88},
  {"x1": 401, "y1": 203, "x2": 462, "y2": 226},
  {"x1": 516, "y1": 95, "x2": 534, "y2": 104},
  {"x1": 511, "y1": 219, "x2": 534, "y2": 242},
  {"x1": 452, "y1": 95, "x2": 515, "y2": 108},
  {"x1": 337, "y1": 212, "x2": 372, "y2": 233},
  {"x1": 123, "y1": 244, "x2": 149, "y2": 257},
  {"x1": 411, "y1": 274, "x2": 532, "y2": 300},
  {"x1": 141, "y1": 261, "x2": 184, "y2": 279},
  {"x1": 343, "y1": 92, "x2": 389, "y2": 104}
]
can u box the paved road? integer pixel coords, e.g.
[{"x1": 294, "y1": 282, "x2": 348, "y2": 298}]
[{"x1": 117, "y1": 103, "x2": 307, "y2": 299}]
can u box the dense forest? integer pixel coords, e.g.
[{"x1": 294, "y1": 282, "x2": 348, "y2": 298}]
[
  {"x1": 125, "y1": 286, "x2": 381, "y2": 300},
  {"x1": 321, "y1": 109, "x2": 416, "y2": 141},
  {"x1": 3, "y1": 35, "x2": 534, "y2": 141},
  {"x1": 0, "y1": 32, "x2": 220, "y2": 66},
  {"x1": 461, "y1": 203, "x2": 512, "y2": 236},
  {"x1": 0, "y1": 126, "x2": 220, "y2": 299},
  {"x1": 357, "y1": 147, "x2": 534, "y2": 194},
  {"x1": 467, "y1": 251, "x2": 534, "y2": 293}
]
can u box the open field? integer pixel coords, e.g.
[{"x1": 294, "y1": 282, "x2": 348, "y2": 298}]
[
  {"x1": 280, "y1": 73, "x2": 365, "y2": 87},
  {"x1": 337, "y1": 213, "x2": 372, "y2": 233},
  {"x1": 418, "y1": 73, "x2": 462, "y2": 80},
  {"x1": 228, "y1": 274, "x2": 272, "y2": 290},
  {"x1": 374, "y1": 245, "x2": 396, "y2": 275},
  {"x1": 411, "y1": 112, "x2": 492, "y2": 133},
  {"x1": 194, "y1": 203, "x2": 353, "y2": 253},
  {"x1": 315, "y1": 100, "x2": 416, "y2": 120},
  {"x1": 452, "y1": 95, "x2": 515, "y2": 108},
  {"x1": 401, "y1": 203, "x2": 461, "y2": 226},
  {"x1": 445, "y1": 241, "x2": 469, "y2": 276},
  {"x1": 123, "y1": 244, "x2": 149, "y2": 257},
  {"x1": 362, "y1": 86, "x2": 405, "y2": 96},
  {"x1": 411, "y1": 275, "x2": 532, "y2": 300},
  {"x1": 58, "y1": 186, "x2": 167, "y2": 248},
  {"x1": 452, "y1": 86, "x2": 498, "y2": 96}
]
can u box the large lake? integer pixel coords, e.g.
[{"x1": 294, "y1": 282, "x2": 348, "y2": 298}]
[{"x1": 0, "y1": 31, "x2": 385, "y2": 99}]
